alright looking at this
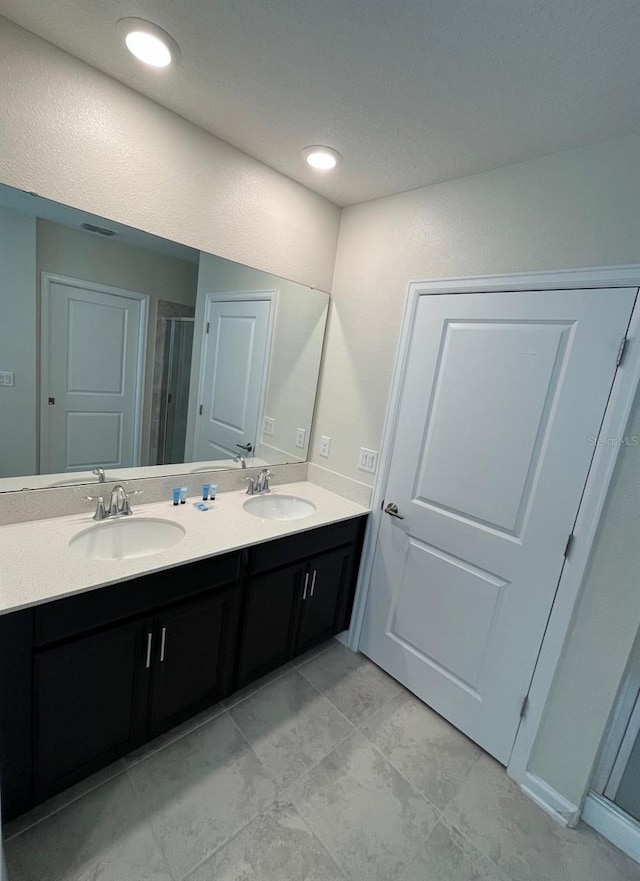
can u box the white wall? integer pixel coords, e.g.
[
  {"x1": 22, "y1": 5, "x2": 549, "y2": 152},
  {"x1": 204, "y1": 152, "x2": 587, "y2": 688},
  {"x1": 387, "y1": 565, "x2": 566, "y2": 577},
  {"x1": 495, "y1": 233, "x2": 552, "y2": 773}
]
[
  {"x1": 311, "y1": 132, "x2": 640, "y2": 807},
  {"x1": 0, "y1": 206, "x2": 36, "y2": 478},
  {"x1": 186, "y1": 252, "x2": 328, "y2": 461},
  {"x1": 0, "y1": 17, "x2": 340, "y2": 293},
  {"x1": 312, "y1": 133, "x2": 640, "y2": 484}
]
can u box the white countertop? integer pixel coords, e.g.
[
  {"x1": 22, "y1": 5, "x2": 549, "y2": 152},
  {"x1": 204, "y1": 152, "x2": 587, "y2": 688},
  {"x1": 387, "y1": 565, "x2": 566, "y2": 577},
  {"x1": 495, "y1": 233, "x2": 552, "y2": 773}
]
[{"x1": 0, "y1": 482, "x2": 369, "y2": 616}]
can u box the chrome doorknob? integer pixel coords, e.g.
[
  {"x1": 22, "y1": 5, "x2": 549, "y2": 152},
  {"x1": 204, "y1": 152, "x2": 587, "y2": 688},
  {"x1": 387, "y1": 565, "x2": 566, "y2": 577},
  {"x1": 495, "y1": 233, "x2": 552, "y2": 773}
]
[{"x1": 384, "y1": 502, "x2": 405, "y2": 519}]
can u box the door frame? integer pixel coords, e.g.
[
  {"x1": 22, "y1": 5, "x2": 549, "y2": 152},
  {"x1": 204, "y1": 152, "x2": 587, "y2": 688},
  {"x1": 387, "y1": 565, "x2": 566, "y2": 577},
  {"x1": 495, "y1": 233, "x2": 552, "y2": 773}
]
[
  {"x1": 192, "y1": 290, "x2": 277, "y2": 460},
  {"x1": 40, "y1": 272, "x2": 149, "y2": 473},
  {"x1": 345, "y1": 264, "x2": 640, "y2": 814}
]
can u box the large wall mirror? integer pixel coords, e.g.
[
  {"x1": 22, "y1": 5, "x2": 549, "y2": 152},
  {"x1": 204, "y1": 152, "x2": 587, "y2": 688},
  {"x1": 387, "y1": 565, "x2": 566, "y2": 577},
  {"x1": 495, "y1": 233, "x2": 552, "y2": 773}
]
[{"x1": 0, "y1": 183, "x2": 329, "y2": 492}]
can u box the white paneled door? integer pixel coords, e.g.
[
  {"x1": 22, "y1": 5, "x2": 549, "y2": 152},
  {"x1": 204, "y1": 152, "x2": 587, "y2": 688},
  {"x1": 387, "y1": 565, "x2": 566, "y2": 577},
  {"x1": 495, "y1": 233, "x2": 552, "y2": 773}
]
[
  {"x1": 41, "y1": 277, "x2": 147, "y2": 474},
  {"x1": 194, "y1": 296, "x2": 272, "y2": 461},
  {"x1": 360, "y1": 287, "x2": 637, "y2": 763}
]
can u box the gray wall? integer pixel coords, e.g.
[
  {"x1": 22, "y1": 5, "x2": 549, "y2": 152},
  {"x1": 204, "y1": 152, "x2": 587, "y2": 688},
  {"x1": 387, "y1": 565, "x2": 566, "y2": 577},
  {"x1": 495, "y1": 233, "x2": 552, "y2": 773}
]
[
  {"x1": 36, "y1": 219, "x2": 199, "y2": 467},
  {"x1": 0, "y1": 205, "x2": 36, "y2": 478},
  {"x1": 187, "y1": 252, "x2": 328, "y2": 461}
]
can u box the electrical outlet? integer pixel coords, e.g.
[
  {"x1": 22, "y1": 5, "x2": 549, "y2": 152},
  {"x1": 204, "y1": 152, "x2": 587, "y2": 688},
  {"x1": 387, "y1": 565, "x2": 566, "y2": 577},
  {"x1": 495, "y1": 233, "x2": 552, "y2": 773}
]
[
  {"x1": 319, "y1": 435, "x2": 331, "y2": 458},
  {"x1": 295, "y1": 428, "x2": 306, "y2": 449},
  {"x1": 0, "y1": 371, "x2": 15, "y2": 387},
  {"x1": 263, "y1": 416, "x2": 275, "y2": 437},
  {"x1": 358, "y1": 447, "x2": 378, "y2": 474}
]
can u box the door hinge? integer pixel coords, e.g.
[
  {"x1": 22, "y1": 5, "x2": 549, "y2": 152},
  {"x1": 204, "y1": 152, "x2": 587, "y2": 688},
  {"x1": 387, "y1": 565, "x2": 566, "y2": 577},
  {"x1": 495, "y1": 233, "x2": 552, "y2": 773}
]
[
  {"x1": 198, "y1": 404, "x2": 203, "y2": 415},
  {"x1": 206, "y1": 322, "x2": 210, "y2": 334},
  {"x1": 616, "y1": 337, "x2": 629, "y2": 367},
  {"x1": 520, "y1": 695, "x2": 529, "y2": 719},
  {"x1": 564, "y1": 533, "x2": 575, "y2": 558}
]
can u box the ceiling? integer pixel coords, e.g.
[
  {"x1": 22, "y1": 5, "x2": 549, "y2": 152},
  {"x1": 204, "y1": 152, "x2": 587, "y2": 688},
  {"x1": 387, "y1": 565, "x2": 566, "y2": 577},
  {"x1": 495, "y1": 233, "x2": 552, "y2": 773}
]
[{"x1": 1, "y1": 0, "x2": 639, "y2": 206}]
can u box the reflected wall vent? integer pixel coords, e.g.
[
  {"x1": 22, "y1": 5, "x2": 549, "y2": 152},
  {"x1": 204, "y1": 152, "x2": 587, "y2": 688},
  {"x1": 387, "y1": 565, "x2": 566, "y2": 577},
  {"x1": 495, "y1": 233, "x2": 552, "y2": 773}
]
[{"x1": 80, "y1": 222, "x2": 117, "y2": 237}]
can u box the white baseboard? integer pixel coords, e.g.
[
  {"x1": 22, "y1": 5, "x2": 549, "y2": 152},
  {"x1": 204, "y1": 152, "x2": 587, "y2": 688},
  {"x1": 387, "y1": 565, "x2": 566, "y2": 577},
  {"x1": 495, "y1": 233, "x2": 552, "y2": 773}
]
[
  {"x1": 583, "y1": 793, "x2": 640, "y2": 864},
  {"x1": 519, "y1": 772, "x2": 581, "y2": 827}
]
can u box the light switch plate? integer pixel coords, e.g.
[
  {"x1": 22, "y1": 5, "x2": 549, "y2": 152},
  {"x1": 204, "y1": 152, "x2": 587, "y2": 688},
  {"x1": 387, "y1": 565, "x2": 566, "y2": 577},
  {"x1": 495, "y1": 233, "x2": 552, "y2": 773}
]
[
  {"x1": 0, "y1": 371, "x2": 15, "y2": 387},
  {"x1": 295, "y1": 428, "x2": 306, "y2": 448},
  {"x1": 358, "y1": 447, "x2": 378, "y2": 474},
  {"x1": 319, "y1": 435, "x2": 331, "y2": 458},
  {"x1": 263, "y1": 416, "x2": 275, "y2": 437}
]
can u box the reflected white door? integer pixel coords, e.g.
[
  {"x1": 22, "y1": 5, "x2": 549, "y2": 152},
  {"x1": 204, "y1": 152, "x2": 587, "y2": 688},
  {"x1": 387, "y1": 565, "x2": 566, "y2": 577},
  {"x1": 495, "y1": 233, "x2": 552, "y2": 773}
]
[
  {"x1": 194, "y1": 296, "x2": 272, "y2": 461},
  {"x1": 41, "y1": 276, "x2": 146, "y2": 474},
  {"x1": 360, "y1": 287, "x2": 637, "y2": 762}
]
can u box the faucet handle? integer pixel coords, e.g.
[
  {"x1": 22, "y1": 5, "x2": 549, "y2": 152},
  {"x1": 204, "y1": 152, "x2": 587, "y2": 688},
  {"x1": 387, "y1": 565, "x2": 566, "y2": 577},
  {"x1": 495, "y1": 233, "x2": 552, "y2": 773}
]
[
  {"x1": 122, "y1": 489, "x2": 142, "y2": 515},
  {"x1": 244, "y1": 477, "x2": 257, "y2": 495},
  {"x1": 84, "y1": 495, "x2": 107, "y2": 521}
]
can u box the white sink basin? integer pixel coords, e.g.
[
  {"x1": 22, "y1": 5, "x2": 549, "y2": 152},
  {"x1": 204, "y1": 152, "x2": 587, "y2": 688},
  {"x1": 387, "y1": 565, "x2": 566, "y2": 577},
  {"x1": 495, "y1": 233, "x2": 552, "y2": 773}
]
[
  {"x1": 243, "y1": 494, "x2": 316, "y2": 521},
  {"x1": 69, "y1": 517, "x2": 186, "y2": 561}
]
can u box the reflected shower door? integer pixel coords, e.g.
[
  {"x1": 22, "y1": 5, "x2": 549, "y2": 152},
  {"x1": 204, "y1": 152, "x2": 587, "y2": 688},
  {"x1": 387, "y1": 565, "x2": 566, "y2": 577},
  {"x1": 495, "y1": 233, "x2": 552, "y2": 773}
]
[{"x1": 159, "y1": 318, "x2": 194, "y2": 464}]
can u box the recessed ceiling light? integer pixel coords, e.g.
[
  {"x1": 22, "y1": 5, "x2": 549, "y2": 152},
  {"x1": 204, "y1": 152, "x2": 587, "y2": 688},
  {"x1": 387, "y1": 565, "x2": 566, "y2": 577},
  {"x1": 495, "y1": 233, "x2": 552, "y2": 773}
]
[
  {"x1": 117, "y1": 18, "x2": 180, "y2": 68},
  {"x1": 302, "y1": 146, "x2": 342, "y2": 171}
]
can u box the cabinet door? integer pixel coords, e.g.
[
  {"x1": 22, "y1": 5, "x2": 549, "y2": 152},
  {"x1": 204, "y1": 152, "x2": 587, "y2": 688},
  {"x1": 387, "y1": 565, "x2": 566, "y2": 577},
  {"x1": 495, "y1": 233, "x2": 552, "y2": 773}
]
[
  {"x1": 148, "y1": 588, "x2": 239, "y2": 736},
  {"x1": 297, "y1": 546, "x2": 354, "y2": 654},
  {"x1": 34, "y1": 616, "x2": 153, "y2": 802},
  {"x1": 237, "y1": 563, "x2": 303, "y2": 687}
]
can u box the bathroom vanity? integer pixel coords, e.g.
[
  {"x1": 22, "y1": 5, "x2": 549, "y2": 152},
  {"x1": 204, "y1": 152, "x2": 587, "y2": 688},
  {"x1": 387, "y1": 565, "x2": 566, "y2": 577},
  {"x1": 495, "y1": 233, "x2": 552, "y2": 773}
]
[{"x1": 0, "y1": 484, "x2": 368, "y2": 822}]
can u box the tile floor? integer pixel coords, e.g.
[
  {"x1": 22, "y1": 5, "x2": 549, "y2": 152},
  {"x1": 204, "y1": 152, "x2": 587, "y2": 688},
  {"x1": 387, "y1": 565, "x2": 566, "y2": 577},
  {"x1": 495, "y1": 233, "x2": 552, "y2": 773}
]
[{"x1": 3, "y1": 639, "x2": 640, "y2": 881}]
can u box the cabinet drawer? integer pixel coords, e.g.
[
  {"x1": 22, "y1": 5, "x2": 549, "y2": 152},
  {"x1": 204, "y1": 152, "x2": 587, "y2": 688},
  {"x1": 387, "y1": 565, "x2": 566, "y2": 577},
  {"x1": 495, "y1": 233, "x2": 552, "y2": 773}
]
[
  {"x1": 247, "y1": 518, "x2": 363, "y2": 575},
  {"x1": 34, "y1": 551, "x2": 240, "y2": 647}
]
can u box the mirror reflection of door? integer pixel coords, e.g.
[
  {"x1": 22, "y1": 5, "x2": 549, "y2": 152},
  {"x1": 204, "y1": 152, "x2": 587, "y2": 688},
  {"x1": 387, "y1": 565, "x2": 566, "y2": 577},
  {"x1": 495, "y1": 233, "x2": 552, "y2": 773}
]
[
  {"x1": 40, "y1": 274, "x2": 147, "y2": 473},
  {"x1": 193, "y1": 293, "x2": 274, "y2": 462}
]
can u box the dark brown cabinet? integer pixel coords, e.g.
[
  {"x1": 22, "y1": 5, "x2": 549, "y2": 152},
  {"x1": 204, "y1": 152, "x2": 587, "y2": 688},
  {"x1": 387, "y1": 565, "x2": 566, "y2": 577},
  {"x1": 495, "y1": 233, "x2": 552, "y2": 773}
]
[
  {"x1": 34, "y1": 616, "x2": 153, "y2": 801},
  {"x1": 296, "y1": 545, "x2": 355, "y2": 654},
  {"x1": 149, "y1": 588, "x2": 237, "y2": 736},
  {"x1": 237, "y1": 518, "x2": 366, "y2": 687},
  {"x1": 237, "y1": 563, "x2": 302, "y2": 686},
  {"x1": 0, "y1": 515, "x2": 367, "y2": 823}
]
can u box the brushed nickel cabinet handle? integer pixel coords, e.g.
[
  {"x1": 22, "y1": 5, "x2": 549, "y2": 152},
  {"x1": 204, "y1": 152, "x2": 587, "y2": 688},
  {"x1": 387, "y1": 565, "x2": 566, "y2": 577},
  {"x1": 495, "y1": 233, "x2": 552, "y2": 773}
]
[
  {"x1": 160, "y1": 627, "x2": 167, "y2": 662},
  {"x1": 145, "y1": 633, "x2": 153, "y2": 669},
  {"x1": 310, "y1": 569, "x2": 317, "y2": 597},
  {"x1": 303, "y1": 571, "x2": 309, "y2": 600}
]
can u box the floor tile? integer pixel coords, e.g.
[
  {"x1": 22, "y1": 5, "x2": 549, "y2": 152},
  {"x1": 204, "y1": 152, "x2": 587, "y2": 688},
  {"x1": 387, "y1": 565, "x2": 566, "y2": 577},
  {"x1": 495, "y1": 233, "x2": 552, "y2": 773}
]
[
  {"x1": 297, "y1": 641, "x2": 402, "y2": 725},
  {"x1": 229, "y1": 669, "x2": 354, "y2": 788},
  {"x1": 186, "y1": 800, "x2": 348, "y2": 881},
  {"x1": 124, "y1": 702, "x2": 225, "y2": 767},
  {"x1": 360, "y1": 688, "x2": 482, "y2": 810},
  {"x1": 3, "y1": 773, "x2": 171, "y2": 881},
  {"x1": 288, "y1": 730, "x2": 440, "y2": 881},
  {"x1": 444, "y1": 754, "x2": 640, "y2": 881},
  {"x1": 290, "y1": 639, "x2": 335, "y2": 668},
  {"x1": 222, "y1": 664, "x2": 294, "y2": 709},
  {"x1": 399, "y1": 818, "x2": 511, "y2": 881},
  {"x1": 127, "y1": 711, "x2": 277, "y2": 880},
  {"x1": 2, "y1": 758, "x2": 127, "y2": 841}
]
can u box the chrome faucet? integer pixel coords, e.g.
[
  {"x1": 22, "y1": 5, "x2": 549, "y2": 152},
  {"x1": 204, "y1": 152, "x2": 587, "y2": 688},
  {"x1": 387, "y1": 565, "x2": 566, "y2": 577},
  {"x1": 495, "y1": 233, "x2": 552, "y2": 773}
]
[
  {"x1": 85, "y1": 484, "x2": 141, "y2": 520},
  {"x1": 92, "y1": 467, "x2": 106, "y2": 483},
  {"x1": 244, "y1": 469, "x2": 274, "y2": 495},
  {"x1": 256, "y1": 468, "x2": 273, "y2": 493},
  {"x1": 233, "y1": 454, "x2": 247, "y2": 469},
  {"x1": 109, "y1": 484, "x2": 131, "y2": 516}
]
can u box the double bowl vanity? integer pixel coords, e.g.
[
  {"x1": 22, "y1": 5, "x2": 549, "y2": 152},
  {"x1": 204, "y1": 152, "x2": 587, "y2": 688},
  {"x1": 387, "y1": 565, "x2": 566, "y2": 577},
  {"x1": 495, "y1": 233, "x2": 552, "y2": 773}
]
[{"x1": 0, "y1": 482, "x2": 368, "y2": 822}]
